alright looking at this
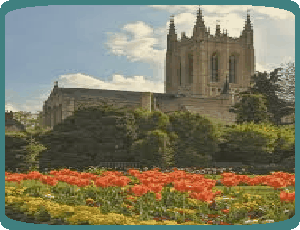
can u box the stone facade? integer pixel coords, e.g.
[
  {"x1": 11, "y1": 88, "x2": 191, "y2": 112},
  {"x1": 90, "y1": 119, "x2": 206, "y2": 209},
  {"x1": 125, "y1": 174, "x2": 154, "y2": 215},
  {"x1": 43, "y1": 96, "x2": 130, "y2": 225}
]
[
  {"x1": 166, "y1": 8, "x2": 254, "y2": 97},
  {"x1": 42, "y1": 85, "x2": 241, "y2": 128},
  {"x1": 42, "y1": 83, "x2": 153, "y2": 129}
]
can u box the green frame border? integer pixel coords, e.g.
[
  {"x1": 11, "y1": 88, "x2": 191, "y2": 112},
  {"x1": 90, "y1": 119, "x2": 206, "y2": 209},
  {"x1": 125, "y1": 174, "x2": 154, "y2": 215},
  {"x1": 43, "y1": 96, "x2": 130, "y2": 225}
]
[{"x1": 1, "y1": 1, "x2": 298, "y2": 229}]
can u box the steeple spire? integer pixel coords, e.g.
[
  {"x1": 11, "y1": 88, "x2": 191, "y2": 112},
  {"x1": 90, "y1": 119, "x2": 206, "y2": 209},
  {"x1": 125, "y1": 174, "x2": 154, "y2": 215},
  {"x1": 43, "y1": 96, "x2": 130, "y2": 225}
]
[
  {"x1": 245, "y1": 9, "x2": 252, "y2": 31},
  {"x1": 167, "y1": 15, "x2": 177, "y2": 51},
  {"x1": 193, "y1": 6, "x2": 206, "y2": 38},
  {"x1": 195, "y1": 6, "x2": 205, "y2": 27},
  {"x1": 247, "y1": 9, "x2": 251, "y2": 23},
  {"x1": 168, "y1": 15, "x2": 176, "y2": 35}
]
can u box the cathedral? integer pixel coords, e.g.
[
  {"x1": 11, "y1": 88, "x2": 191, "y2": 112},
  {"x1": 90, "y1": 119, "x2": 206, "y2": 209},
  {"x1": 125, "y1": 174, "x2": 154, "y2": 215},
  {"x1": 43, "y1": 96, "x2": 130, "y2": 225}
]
[
  {"x1": 41, "y1": 8, "x2": 256, "y2": 129},
  {"x1": 166, "y1": 7, "x2": 255, "y2": 97}
]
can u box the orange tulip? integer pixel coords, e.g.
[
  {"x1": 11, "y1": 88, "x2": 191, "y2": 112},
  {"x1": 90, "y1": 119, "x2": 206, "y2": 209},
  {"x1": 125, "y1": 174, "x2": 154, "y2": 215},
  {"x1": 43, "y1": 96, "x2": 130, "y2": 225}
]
[
  {"x1": 221, "y1": 209, "x2": 230, "y2": 214},
  {"x1": 155, "y1": 193, "x2": 162, "y2": 200},
  {"x1": 280, "y1": 191, "x2": 295, "y2": 203}
]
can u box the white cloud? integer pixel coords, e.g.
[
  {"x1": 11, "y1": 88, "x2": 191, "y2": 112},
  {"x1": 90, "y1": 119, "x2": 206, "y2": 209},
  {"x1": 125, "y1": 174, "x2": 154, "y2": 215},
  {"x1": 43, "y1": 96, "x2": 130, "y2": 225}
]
[
  {"x1": 5, "y1": 102, "x2": 20, "y2": 112},
  {"x1": 5, "y1": 97, "x2": 49, "y2": 114},
  {"x1": 58, "y1": 72, "x2": 164, "y2": 94},
  {"x1": 5, "y1": 102, "x2": 41, "y2": 114},
  {"x1": 6, "y1": 87, "x2": 52, "y2": 114},
  {"x1": 255, "y1": 62, "x2": 277, "y2": 73},
  {"x1": 170, "y1": 12, "x2": 195, "y2": 38},
  {"x1": 105, "y1": 21, "x2": 167, "y2": 83},
  {"x1": 280, "y1": 56, "x2": 295, "y2": 67},
  {"x1": 105, "y1": 21, "x2": 165, "y2": 65},
  {"x1": 255, "y1": 55, "x2": 295, "y2": 74},
  {"x1": 123, "y1": 22, "x2": 154, "y2": 39}
]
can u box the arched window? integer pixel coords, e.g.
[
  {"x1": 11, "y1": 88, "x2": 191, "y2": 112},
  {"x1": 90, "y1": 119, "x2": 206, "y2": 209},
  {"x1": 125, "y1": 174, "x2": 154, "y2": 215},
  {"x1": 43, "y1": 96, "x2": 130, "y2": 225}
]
[
  {"x1": 229, "y1": 55, "x2": 236, "y2": 83},
  {"x1": 211, "y1": 53, "x2": 218, "y2": 82}
]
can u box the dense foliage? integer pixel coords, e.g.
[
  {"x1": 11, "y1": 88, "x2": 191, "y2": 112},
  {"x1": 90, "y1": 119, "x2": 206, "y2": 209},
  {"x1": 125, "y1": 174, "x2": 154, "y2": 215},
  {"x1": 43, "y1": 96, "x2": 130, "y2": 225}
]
[{"x1": 216, "y1": 122, "x2": 294, "y2": 165}]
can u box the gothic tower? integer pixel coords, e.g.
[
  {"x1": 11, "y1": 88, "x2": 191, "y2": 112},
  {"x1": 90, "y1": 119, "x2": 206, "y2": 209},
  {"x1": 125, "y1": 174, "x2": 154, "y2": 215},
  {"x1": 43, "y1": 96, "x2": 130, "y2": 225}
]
[
  {"x1": 165, "y1": 7, "x2": 255, "y2": 98},
  {"x1": 242, "y1": 10, "x2": 255, "y2": 86},
  {"x1": 165, "y1": 15, "x2": 178, "y2": 94}
]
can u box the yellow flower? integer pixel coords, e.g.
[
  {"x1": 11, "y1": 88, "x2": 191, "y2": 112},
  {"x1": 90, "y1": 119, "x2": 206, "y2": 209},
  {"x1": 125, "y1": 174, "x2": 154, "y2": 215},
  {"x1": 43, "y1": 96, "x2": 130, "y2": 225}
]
[
  {"x1": 90, "y1": 181, "x2": 95, "y2": 187},
  {"x1": 44, "y1": 193, "x2": 54, "y2": 199}
]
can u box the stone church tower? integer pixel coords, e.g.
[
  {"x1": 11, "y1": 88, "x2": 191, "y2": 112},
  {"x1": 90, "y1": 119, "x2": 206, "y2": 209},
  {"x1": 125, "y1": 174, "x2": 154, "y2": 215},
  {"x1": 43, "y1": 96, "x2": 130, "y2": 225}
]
[{"x1": 166, "y1": 7, "x2": 255, "y2": 97}]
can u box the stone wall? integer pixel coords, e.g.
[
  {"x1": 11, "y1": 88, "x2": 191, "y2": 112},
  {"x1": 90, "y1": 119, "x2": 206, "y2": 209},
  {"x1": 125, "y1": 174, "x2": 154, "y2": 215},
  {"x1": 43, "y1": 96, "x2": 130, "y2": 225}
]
[
  {"x1": 153, "y1": 93, "x2": 181, "y2": 114},
  {"x1": 42, "y1": 88, "x2": 153, "y2": 129},
  {"x1": 140, "y1": 92, "x2": 152, "y2": 111},
  {"x1": 152, "y1": 93, "x2": 236, "y2": 124},
  {"x1": 178, "y1": 96, "x2": 236, "y2": 124},
  {"x1": 42, "y1": 85, "x2": 241, "y2": 130},
  {"x1": 177, "y1": 85, "x2": 192, "y2": 96}
]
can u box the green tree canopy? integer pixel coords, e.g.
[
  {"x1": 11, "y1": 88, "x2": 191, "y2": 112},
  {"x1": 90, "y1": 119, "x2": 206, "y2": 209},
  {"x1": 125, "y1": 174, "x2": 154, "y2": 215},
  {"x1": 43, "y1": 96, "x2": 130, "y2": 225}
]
[
  {"x1": 231, "y1": 93, "x2": 269, "y2": 124},
  {"x1": 231, "y1": 66, "x2": 295, "y2": 125}
]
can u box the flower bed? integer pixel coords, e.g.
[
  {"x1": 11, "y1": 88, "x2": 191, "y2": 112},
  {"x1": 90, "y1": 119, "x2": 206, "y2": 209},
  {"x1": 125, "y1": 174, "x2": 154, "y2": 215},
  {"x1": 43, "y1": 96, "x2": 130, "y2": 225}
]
[{"x1": 5, "y1": 167, "x2": 295, "y2": 225}]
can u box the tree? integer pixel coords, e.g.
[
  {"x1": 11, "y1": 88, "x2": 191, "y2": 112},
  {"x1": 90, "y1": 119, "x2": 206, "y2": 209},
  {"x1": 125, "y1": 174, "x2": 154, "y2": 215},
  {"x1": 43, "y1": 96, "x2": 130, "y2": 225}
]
[
  {"x1": 27, "y1": 117, "x2": 39, "y2": 127},
  {"x1": 231, "y1": 92, "x2": 270, "y2": 124},
  {"x1": 276, "y1": 61, "x2": 295, "y2": 104},
  {"x1": 275, "y1": 62, "x2": 295, "y2": 124},
  {"x1": 16, "y1": 111, "x2": 31, "y2": 127},
  {"x1": 13, "y1": 111, "x2": 22, "y2": 123},
  {"x1": 12, "y1": 111, "x2": 42, "y2": 129},
  {"x1": 231, "y1": 67, "x2": 294, "y2": 125}
]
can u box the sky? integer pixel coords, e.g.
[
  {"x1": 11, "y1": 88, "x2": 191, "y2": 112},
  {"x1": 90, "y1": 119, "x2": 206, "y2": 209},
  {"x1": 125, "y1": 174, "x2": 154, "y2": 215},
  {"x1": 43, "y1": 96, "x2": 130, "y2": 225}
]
[{"x1": 5, "y1": 5, "x2": 295, "y2": 114}]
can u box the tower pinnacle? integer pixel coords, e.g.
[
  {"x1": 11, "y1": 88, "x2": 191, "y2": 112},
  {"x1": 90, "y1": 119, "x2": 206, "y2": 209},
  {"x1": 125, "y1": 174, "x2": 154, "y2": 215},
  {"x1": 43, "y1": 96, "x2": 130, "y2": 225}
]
[
  {"x1": 168, "y1": 15, "x2": 176, "y2": 35},
  {"x1": 195, "y1": 6, "x2": 205, "y2": 27},
  {"x1": 245, "y1": 9, "x2": 252, "y2": 30},
  {"x1": 215, "y1": 20, "x2": 221, "y2": 36},
  {"x1": 193, "y1": 6, "x2": 206, "y2": 38}
]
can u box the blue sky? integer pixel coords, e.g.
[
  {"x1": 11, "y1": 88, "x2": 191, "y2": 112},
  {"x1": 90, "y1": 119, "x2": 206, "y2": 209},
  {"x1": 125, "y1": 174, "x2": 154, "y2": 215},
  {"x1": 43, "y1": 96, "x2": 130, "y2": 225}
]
[{"x1": 5, "y1": 5, "x2": 295, "y2": 114}]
